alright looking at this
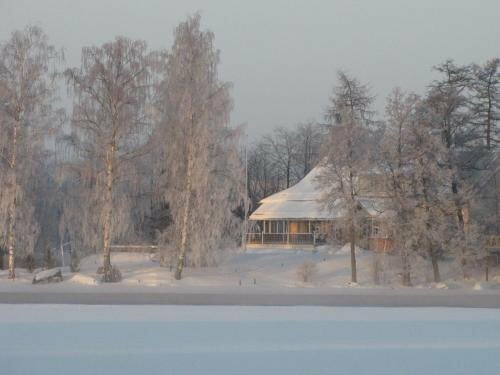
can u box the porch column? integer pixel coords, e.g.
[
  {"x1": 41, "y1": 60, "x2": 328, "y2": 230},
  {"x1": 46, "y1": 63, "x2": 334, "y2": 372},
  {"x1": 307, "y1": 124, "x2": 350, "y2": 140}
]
[
  {"x1": 262, "y1": 220, "x2": 265, "y2": 244},
  {"x1": 286, "y1": 220, "x2": 289, "y2": 244}
]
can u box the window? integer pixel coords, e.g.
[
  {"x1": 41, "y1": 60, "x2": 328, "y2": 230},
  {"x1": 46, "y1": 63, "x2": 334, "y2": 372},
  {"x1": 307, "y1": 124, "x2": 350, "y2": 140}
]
[{"x1": 269, "y1": 220, "x2": 285, "y2": 233}]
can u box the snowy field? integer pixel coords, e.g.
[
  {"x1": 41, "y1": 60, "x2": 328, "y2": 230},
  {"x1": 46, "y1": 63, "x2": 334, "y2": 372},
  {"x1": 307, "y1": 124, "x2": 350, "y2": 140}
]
[
  {"x1": 1, "y1": 304, "x2": 500, "y2": 375},
  {"x1": 1, "y1": 246, "x2": 499, "y2": 294}
]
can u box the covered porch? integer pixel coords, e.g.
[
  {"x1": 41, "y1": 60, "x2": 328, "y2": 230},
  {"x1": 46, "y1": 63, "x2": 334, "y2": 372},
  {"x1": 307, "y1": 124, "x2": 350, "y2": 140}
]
[
  {"x1": 246, "y1": 217, "x2": 392, "y2": 250},
  {"x1": 246, "y1": 219, "x2": 332, "y2": 246}
]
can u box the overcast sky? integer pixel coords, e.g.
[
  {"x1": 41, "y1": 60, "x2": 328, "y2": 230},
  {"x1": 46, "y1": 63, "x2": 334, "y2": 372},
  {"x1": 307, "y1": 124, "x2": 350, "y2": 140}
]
[{"x1": 1, "y1": 0, "x2": 499, "y2": 137}]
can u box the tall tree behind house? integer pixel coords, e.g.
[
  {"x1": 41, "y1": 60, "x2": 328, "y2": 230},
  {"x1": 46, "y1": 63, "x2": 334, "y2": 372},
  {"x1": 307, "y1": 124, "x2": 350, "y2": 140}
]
[
  {"x1": 247, "y1": 121, "x2": 324, "y2": 210},
  {"x1": 262, "y1": 127, "x2": 298, "y2": 189}
]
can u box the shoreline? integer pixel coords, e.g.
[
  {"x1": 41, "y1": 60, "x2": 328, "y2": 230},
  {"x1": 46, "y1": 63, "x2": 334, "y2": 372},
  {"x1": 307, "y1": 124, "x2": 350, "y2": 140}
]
[{"x1": 1, "y1": 289, "x2": 499, "y2": 307}]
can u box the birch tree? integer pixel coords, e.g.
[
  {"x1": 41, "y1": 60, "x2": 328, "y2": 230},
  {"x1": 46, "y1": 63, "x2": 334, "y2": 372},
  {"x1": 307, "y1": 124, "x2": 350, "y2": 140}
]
[
  {"x1": 155, "y1": 14, "x2": 243, "y2": 280},
  {"x1": 0, "y1": 26, "x2": 62, "y2": 278},
  {"x1": 64, "y1": 37, "x2": 158, "y2": 281},
  {"x1": 317, "y1": 71, "x2": 376, "y2": 283}
]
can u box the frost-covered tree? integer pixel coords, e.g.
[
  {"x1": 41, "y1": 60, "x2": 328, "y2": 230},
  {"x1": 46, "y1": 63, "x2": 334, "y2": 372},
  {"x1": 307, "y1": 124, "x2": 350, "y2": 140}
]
[
  {"x1": 379, "y1": 88, "x2": 421, "y2": 286},
  {"x1": 0, "y1": 26, "x2": 62, "y2": 278},
  {"x1": 155, "y1": 14, "x2": 243, "y2": 279},
  {"x1": 428, "y1": 60, "x2": 475, "y2": 277},
  {"x1": 64, "y1": 37, "x2": 158, "y2": 281},
  {"x1": 409, "y1": 103, "x2": 458, "y2": 283},
  {"x1": 317, "y1": 71, "x2": 377, "y2": 283}
]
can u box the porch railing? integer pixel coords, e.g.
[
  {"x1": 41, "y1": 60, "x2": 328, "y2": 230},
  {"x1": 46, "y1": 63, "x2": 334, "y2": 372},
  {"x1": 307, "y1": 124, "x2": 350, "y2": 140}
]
[{"x1": 246, "y1": 233, "x2": 325, "y2": 246}]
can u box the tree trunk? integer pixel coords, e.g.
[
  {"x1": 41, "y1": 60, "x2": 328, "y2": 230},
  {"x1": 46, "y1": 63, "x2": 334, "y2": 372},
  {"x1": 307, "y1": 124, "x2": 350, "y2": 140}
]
[
  {"x1": 175, "y1": 143, "x2": 194, "y2": 280},
  {"x1": 286, "y1": 160, "x2": 290, "y2": 188},
  {"x1": 430, "y1": 247, "x2": 441, "y2": 283},
  {"x1": 7, "y1": 118, "x2": 19, "y2": 279},
  {"x1": 452, "y1": 179, "x2": 467, "y2": 278},
  {"x1": 400, "y1": 211, "x2": 412, "y2": 286},
  {"x1": 348, "y1": 166, "x2": 357, "y2": 283},
  {"x1": 401, "y1": 247, "x2": 412, "y2": 286},
  {"x1": 349, "y1": 214, "x2": 357, "y2": 283},
  {"x1": 486, "y1": 84, "x2": 492, "y2": 150},
  {"x1": 495, "y1": 173, "x2": 499, "y2": 235},
  {"x1": 422, "y1": 173, "x2": 440, "y2": 283},
  {"x1": 425, "y1": 217, "x2": 440, "y2": 283},
  {"x1": 6, "y1": 200, "x2": 17, "y2": 279},
  {"x1": 101, "y1": 143, "x2": 115, "y2": 275}
]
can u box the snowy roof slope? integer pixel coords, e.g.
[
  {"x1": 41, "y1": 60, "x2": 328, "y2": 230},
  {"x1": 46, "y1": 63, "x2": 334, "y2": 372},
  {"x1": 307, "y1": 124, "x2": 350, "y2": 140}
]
[
  {"x1": 249, "y1": 166, "x2": 391, "y2": 221},
  {"x1": 250, "y1": 167, "x2": 332, "y2": 220}
]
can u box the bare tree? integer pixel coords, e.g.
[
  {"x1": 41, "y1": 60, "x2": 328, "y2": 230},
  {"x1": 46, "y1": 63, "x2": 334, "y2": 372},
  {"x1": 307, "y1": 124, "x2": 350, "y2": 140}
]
[
  {"x1": 317, "y1": 71, "x2": 376, "y2": 283},
  {"x1": 247, "y1": 141, "x2": 280, "y2": 208},
  {"x1": 64, "y1": 37, "x2": 158, "y2": 281},
  {"x1": 246, "y1": 121, "x2": 324, "y2": 210},
  {"x1": 155, "y1": 14, "x2": 243, "y2": 280},
  {"x1": 294, "y1": 121, "x2": 324, "y2": 179},
  {"x1": 262, "y1": 127, "x2": 298, "y2": 188},
  {"x1": 470, "y1": 58, "x2": 499, "y2": 150},
  {"x1": 0, "y1": 26, "x2": 62, "y2": 278}
]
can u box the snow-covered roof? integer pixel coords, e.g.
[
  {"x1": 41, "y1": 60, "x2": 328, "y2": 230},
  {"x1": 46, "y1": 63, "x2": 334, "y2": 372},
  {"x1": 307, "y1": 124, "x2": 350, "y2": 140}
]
[
  {"x1": 250, "y1": 167, "x2": 330, "y2": 220},
  {"x1": 249, "y1": 166, "x2": 392, "y2": 221}
]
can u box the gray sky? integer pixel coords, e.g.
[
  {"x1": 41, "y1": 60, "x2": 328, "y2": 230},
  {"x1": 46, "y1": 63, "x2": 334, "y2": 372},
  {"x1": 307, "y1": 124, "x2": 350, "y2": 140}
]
[{"x1": 1, "y1": 0, "x2": 499, "y2": 137}]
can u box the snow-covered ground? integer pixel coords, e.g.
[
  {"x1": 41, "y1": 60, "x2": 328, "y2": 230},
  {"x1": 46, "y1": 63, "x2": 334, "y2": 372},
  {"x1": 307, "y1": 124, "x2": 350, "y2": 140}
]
[
  {"x1": 1, "y1": 246, "x2": 499, "y2": 293},
  {"x1": 1, "y1": 304, "x2": 499, "y2": 375}
]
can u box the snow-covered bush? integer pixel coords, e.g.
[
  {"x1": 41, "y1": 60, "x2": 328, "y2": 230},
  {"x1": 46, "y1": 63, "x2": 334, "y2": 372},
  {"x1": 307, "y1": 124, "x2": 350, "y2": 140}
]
[
  {"x1": 297, "y1": 261, "x2": 318, "y2": 283},
  {"x1": 33, "y1": 268, "x2": 63, "y2": 284}
]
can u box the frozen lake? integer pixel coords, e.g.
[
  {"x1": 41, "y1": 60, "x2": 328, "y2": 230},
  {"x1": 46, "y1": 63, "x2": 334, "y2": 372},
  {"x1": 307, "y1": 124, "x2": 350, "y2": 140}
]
[{"x1": 1, "y1": 305, "x2": 500, "y2": 375}]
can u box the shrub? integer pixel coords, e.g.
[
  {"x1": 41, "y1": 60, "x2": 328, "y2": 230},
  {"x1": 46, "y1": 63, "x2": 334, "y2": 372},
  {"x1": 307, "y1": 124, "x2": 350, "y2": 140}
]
[
  {"x1": 101, "y1": 265, "x2": 122, "y2": 283},
  {"x1": 296, "y1": 261, "x2": 318, "y2": 283}
]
